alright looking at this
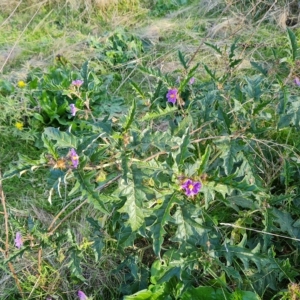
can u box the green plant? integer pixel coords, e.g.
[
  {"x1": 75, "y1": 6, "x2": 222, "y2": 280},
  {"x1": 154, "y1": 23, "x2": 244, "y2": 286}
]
[
  {"x1": 90, "y1": 29, "x2": 144, "y2": 68},
  {"x1": 148, "y1": 0, "x2": 190, "y2": 16},
  {"x1": 2, "y1": 29, "x2": 300, "y2": 299},
  {"x1": 4, "y1": 0, "x2": 300, "y2": 298}
]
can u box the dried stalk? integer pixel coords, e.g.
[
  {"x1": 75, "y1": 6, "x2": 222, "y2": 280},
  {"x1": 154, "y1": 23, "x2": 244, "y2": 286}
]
[{"x1": 47, "y1": 173, "x2": 122, "y2": 236}]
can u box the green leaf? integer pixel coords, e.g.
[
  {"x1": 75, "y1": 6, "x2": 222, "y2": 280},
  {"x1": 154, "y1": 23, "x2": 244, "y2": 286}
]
[
  {"x1": 81, "y1": 60, "x2": 89, "y2": 89},
  {"x1": 115, "y1": 225, "x2": 136, "y2": 247},
  {"x1": 287, "y1": 27, "x2": 297, "y2": 61},
  {"x1": 182, "y1": 286, "x2": 259, "y2": 300},
  {"x1": 123, "y1": 289, "x2": 153, "y2": 300},
  {"x1": 210, "y1": 172, "x2": 260, "y2": 195},
  {"x1": 156, "y1": 266, "x2": 181, "y2": 284},
  {"x1": 149, "y1": 193, "x2": 178, "y2": 256},
  {"x1": 139, "y1": 66, "x2": 168, "y2": 85},
  {"x1": 83, "y1": 119, "x2": 112, "y2": 134},
  {"x1": 172, "y1": 128, "x2": 194, "y2": 171},
  {"x1": 178, "y1": 50, "x2": 188, "y2": 69},
  {"x1": 47, "y1": 169, "x2": 67, "y2": 203},
  {"x1": 220, "y1": 143, "x2": 235, "y2": 175},
  {"x1": 3, "y1": 154, "x2": 46, "y2": 180},
  {"x1": 282, "y1": 158, "x2": 291, "y2": 189},
  {"x1": 68, "y1": 180, "x2": 81, "y2": 197},
  {"x1": 222, "y1": 243, "x2": 277, "y2": 274},
  {"x1": 171, "y1": 204, "x2": 211, "y2": 251},
  {"x1": 43, "y1": 127, "x2": 78, "y2": 148},
  {"x1": 75, "y1": 171, "x2": 109, "y2": 214},
  {"x1": 67, "y1": 248, "x2": 85, "y2": 282},
  {"x1": 42, "y1": 134, "x2": 58, "y2": 159},
  {"x1": 229, "y1": 38, "x2": 239, "y2": 61},
  {"x1": 121, "y1": 150, "x2": 129, "y2": 184},
  {"x1": 203, "y1": 64, "x2": 217, "y2": 80},
  {"x1": 181, "y1": 286, "x2": 230, "y2": 300},
  {"x1": 92, "y1": 237, "x2": 104, "y2": 262},
  {"x1": 151, "y1": 80, "x2": 163, "y2": 105},
  {"x1": 2, "y1": 248, "x2": 27, "y2": 265},
  {"x1": 174, "y1": 114, "x2": 193, "y2": 136},
  {"x1": 271, "y1": 208, "x2": 300, "y2": 238},
  {"x1": 150, "y1": 260, "x2": 165, "y2": 284},
  {"x1": 231, "y1": 290, "x2": 261, "y2": 300},
  {"x1": 119, "y1": 187, "x2": 144, "y2": 231},
  {"x1": 33, "y1": 113, "x2": 46, "y2": 124},
  {"x1": 229, "y1": 58, "x2": 242, "y2": 69},
  {"x1": 123, "y1": 99, "x2": 136, "y2": 132},
  {"x1": 141, "y1": 105, "x2": 177, "y2": 121},
  {"x1": 118, "y1": 165, "x2": 150, "y2": 231},
  {"x1": 77, "y1": 133, "x2": 104, "y2": 154},
  {"x1": 218, "y1": 107, "x2": 232, "y2": 133},
  {"x1": 250, "y1": 61, "x2": 268, "y2": 76},
  {"x1": 198, "y1": 144, "x2": 211, "y2": 175},
  {"x1": 226, "y1": 195, "x2": 255, "y2": 210},
  {"x1": 130, "y1": 81, "x2": 146, "y2": 99},
  {"x1": 253, "y1": 99, "x2": 271, "y2": 115},
  {"x1": 242, "y1": 76, "x2": 263, "y2": 101},
  {"x1": 204, "y1": 42, "x2": 222, "y2": 55},
  {"x1": 216, "y1": 139, "x2": 244, "y2": 175}
]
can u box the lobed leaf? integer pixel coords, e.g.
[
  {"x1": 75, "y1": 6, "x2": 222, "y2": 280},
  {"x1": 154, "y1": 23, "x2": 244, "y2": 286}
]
[{"x1": 149, "y1": 193, "x2": 178, "y2": 256}]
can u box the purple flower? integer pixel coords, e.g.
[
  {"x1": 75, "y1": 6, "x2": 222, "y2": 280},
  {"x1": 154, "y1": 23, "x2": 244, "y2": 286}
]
[
  {"x1": 15, "y1": 232, "x2": 23, "y2": 249},
  {"x1": 78, "y1": 291, "x2": 88, "y2": 300},
  {"x1": 294, "y1": 77, "x2": 300, "y2": 86},
  {"x1": 181, "y1": 179, "x2": 201, "y2": 197},
  {"x1": 166, "y1": 88, "x2": 178, "y2": 104},
  {"x1": 70, "y1": 104, "x2": 77, "y2": 116},
  {"x1": 69, "y1": 148, "x2": 79, "y2": 168},
  {"x1": 189, "y1": 77, "x2": 195, "y2": 85},
  {"x1": 72, "y1": 79, "x2": 84, "y2": 87}
]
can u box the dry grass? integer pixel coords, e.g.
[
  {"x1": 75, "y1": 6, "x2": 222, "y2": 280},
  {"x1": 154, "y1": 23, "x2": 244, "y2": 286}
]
[
  {"x1": 0, "y1": 0, "x2": 148, "y2": 76},
  {"x1": 0, "y1": 0, "x2": 142, "y2": 15}
]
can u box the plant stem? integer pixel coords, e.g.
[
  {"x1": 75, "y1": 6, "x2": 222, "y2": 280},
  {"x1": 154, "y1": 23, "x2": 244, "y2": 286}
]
[{"x1": 47, "y1": 173, "x2": 122, "y2": 236}]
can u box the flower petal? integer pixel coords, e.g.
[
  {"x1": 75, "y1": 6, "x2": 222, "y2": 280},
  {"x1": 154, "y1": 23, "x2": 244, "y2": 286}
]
[
  {"x1": 15, "y1": 232, "x2": 23, "y2": 249},
  {"x1": 78, "y1": 290, "x2": 88, "y2": 300}
]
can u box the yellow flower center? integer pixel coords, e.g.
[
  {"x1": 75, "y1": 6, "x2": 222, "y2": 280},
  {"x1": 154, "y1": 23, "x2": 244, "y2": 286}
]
[
  {"x1": 15, "y1": 122, "x2": 24, "y2": 130},
  {"x1": 55, "y1": 159, "x2": 66, "y2": 170},
  {"x1": 188, "y1": 184, "x2": 194, "y2": 190},
  {"x1": 17, "y1": 81, "x2": 26, "y2": 88}
]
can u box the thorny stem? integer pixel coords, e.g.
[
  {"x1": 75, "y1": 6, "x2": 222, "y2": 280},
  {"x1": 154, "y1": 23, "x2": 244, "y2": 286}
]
[
  {"x1": 220, "y1": 223, "x2": 300, "y2": 242},
  {"x1": 0, "y1": 178, "x2": 9, "y2": 256},
  {"x1": 47, "y1": 197, "x2": 82, "y2": 231},
  {"x1": 47, "y1": 199, "x2": 88, "y2": 236},
  {"x1": 38, "y1": 247, "x2": 42, "y2": 275},
  {"x1": 0, "y1": 173, "x2": 24, "y2": 298}
]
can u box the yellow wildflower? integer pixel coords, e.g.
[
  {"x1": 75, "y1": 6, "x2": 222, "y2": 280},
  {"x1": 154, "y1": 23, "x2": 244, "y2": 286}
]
[
  {"x1": 96, "y1": 170, "x2": 107, "y2": 182},
  {"x1": 15, "y1": 122, "x2": 24, "y2": 130},
  {"x1": 54, "y1": 158, "x2": 66, "y2": 170},
  {"x1": 17, "y1": 81, "x2": 26, "y2": 88}
]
